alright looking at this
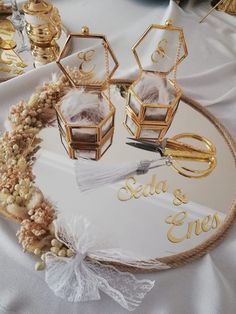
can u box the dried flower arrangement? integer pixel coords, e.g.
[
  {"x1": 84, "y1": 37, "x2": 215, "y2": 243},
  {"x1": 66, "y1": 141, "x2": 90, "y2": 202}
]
[{"x1": 0, "y1": 74, "x2": 75, "y2": 270}]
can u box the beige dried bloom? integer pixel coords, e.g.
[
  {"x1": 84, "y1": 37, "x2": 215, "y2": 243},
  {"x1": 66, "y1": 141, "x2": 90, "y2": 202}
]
[
  {"x1": 30, "y1": 201, "x2": 55, "y2": 228},
  {"x1": 1, "y1": 75, "x2": 68, "y2": 253}
]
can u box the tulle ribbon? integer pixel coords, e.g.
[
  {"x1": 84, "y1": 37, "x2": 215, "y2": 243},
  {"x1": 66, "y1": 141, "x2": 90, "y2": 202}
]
[{"x1": 45, "y1": 216, "x2": 169, "y2": 311}]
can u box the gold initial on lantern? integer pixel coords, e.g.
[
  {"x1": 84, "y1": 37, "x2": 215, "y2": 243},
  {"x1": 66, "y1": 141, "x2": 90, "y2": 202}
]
[
  {"x1": 77, "y1": 49, "x2": 96, "y2": 75},
  {"x1": 151, "y1": 39, "x2": 168, "y2": 64}
]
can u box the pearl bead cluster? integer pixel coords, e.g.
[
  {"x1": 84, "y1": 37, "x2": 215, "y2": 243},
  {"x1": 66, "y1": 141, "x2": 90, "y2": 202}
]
[
  {"x1": 0, "y1": 131, "x2": 36, "y2": 221},
  {"x1": 8, "y1": 178, "x2": 34, "y2": 205},
  {"x1": 50, "y1": 238, "x2": 74, "y2": 257},
  {"x1": 34, "y1": 238, "x2": 75, "y2": 271}
]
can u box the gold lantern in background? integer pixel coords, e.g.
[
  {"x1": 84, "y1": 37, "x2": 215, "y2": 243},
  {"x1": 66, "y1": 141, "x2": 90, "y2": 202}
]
[
  {"x1": 55, "y1": 26, "x2": 119, "y2": 160},
  {"x1": 23, "y1": 0, "x2": 61, "y2": 65},
  {"x1": 124, "y1": 20, "x2": 188, "y2": 140}
]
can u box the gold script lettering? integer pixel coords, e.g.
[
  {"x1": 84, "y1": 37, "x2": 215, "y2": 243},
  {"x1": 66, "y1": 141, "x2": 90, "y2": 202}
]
[
  {"x1": 187, "y1": 219, "x2": 202, "y2": 238},
  {"x1": 165, "y1": 211, "x2": 188, "y2": 243},
  {"x1": 165, "y1": 211, "x2": 221, "y2": 243},
  {"x1": 117, "y1": 177, "x2": 137, "y2": 201},
  {"x1": 77, "y1": 49, "x2": 95, "y2": 75},
  {"x1": 117, "y1": 175, "x2": 168, "y2": 201}
]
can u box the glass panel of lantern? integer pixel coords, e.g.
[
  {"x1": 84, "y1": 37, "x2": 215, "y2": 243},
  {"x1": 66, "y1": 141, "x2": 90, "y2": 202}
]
[
  {"x1": 124, "y1": 20, "x2": 188, "y2": 140},
  {"x1": 72, "y1": 127, "x2": 114, "y2": 160},
  {"x1": 124, "y1": 107, "x2": 169, "y2": 139},
  {"x1": 55, "y1": 27, "x2": 118, "y2": 160}
]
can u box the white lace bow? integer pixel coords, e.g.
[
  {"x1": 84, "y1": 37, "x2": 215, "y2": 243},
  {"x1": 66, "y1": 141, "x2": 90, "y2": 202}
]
[{"x1": 45, "y1": 216, "x2": 169, "y2": 311}]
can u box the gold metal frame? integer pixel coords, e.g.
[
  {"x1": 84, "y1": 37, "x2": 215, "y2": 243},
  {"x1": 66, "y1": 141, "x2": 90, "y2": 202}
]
[
  {"x1": 127, "y1": 79, "x2": 182, "y2": 125},
  {"x1": 124, "y1": 21, "x2": 187, "y2": 140},
  {"x1": 124, "y1": 106, "x2": 172, "y2": 140},
  {"x1": 59, "y1": 126, "x2": 114, "y2": 160},
  {"x1": 55, "y1": 90, "x2": 115, "y2": 160},
  {"x1": 132, "y1": 22, "x2": 188, "y2": 76},
  {"x1": 55, "y1": 27, "x2": 118, "y2": 160},
  {"x1": 56, "y1": 30, "x2": 119, "y2": 90}
]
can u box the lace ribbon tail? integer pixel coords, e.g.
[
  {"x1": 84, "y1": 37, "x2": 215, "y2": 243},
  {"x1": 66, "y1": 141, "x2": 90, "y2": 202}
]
[{"x1": 88, "y1": 261, "x2": 155, "y2": 312}]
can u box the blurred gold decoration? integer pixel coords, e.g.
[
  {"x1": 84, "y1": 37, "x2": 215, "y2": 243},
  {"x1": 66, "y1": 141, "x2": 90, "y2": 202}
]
[
  {"x1": 200, "y1": 0, "x2": 236, "y2": 23},
  {"x1": 55, "y1": 26, "x2": 119, "y2": 160},
  {"x1": 214, "y1": 0, "x2": 236, "y2": 14},
  {"x1": 0, "y1": 36, "x2": 16, "y2": 50},
  {"x1": 0, "y1": 0, "x2": 11, "y2": 15},
  {"x1": 0, "y1": 36, "x2": 16, "y2": 79},
  {"x1": 0, "y1": 20, "x2": 27, "y2": 81},
  {"x1": 22, "y1": 0, "x2": 62, "y2": 65},
  {"x1": 0, "y1": 19, "x2": 15, "y2": 34},
  {"x1": 124, "y1": 20, "x2": 188, "y2": 140}
]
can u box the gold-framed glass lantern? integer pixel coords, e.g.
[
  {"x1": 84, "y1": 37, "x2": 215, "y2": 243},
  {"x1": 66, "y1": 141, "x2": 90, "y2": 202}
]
[
  {"x1": 55, "y1": 26, "x2": 119, "y2": 160},
  {"x1": 124, "y1": 20, "x2": 188, "y2": 140}
]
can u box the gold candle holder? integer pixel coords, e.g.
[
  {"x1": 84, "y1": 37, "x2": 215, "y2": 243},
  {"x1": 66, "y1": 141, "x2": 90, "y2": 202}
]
[
  {"x1": 124, "y1": 20, "x2": 188, "y2": 140},
  {"x1": 55, "y1": 26, "x2": 119, "y2": 160},
  {"x1": 23, "y1": 0, "x2": 61, "y2": 65}
]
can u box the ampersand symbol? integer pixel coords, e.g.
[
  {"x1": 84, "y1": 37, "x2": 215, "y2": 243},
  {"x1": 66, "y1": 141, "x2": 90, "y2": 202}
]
[{"x1": 173, "y1": 189, "x2": 188, "y2": 206}]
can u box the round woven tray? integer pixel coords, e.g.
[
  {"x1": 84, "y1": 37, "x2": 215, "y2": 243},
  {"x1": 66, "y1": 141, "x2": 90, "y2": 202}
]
[
  {"x1": 155, "y1": 95, "x2": 236, "y2": 270},
  {"x1": 103, "y1": 93, "x2": 236, "y2": 272}
]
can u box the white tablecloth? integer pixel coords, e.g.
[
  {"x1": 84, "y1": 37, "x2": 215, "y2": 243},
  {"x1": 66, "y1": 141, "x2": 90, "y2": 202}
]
[{"x1": 0, "y1": 1, "x2": 236, "y2": 313}]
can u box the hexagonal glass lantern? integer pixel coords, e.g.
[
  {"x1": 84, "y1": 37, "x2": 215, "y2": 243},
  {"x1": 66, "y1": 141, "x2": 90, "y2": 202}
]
[
  {"x1": 55, "y1": 26, "x2": 119, "y2": 160},
  {"x1": 55, "y1": 91, "x2": 115, "y2": 160},
  {"x1": 124, "y1": 20, "x2": 188, "y2": 140}
]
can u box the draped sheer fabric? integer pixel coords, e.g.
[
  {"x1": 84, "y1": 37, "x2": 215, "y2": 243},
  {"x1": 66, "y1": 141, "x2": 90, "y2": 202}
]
[{"x1": 45, "y1": 216, "x2": 168, "y2": 311}]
